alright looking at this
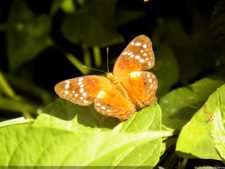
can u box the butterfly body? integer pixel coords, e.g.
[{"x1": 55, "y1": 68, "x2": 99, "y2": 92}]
[{"x1": 55, "y1": 35, "x2": 158, "y2": 121}]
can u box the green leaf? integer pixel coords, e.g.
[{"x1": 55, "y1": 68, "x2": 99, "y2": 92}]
[
  {"x1": 62, "y1": 0, "x2": 124, "y2": 47},
  {"x1": 160, "y1": 76, "x2": 225, "y2": 129},
  {"x1": 153, "y1": 44, "x2": 179, "y2": 98},
  {"x1": 0, "y1": 102, "x2": 165, "y2": 166},
  {"x1": 51, "y1": 0, "x2": 75, "y2": 15},
  {"x1": 114, "y1": 103, "x2": 161, "y2": 132},
  {"x1": 176, "y1": 84, "x2": 225, "y2": 161},
  {"x1": 0, "y1": 124, "x2": 164, "y2": 166},
  {"x1": 7, "y1": 0, "x2": 51, "y2": 71}
]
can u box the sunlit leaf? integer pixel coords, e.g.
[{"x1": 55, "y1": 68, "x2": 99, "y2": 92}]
[
  {"x1": 0, "y1": 101, "x2": 164, "y2": 167},
  {"x1": 176, "y1": 84, "x2": 225, "y2": 161},
  {"x1": 160, "y1": 76, "x2": 225, "y2": 129}
]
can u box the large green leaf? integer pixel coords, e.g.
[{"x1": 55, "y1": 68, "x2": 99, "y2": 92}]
[
  {"x1": 160, "y1": 76, "x2": 225, "y2": 129},
  {"x1": 7, "y1": 0, "x2": 51, "y2": 71},
  {"x1": 0, "y1": 124, "x2": 164, "y2": 166},
  {"x1": 0, "y1": 101, "x2": 164, "y2": 166},
  {"x1": 176, "y1": 84, "x2": 225, "y2": 161}
]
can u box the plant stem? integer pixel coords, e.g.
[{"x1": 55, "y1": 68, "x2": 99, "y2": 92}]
[{"x1": 0, "y1": 117, "x2": 33, "y2": 128}]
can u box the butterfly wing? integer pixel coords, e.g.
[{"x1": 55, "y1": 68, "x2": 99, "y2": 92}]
[
  {"x1": 54, "y1": 76, "x2": 111, "y2": 106},
  {"x1": 113, "y1": 35, "x2": 155, "y2": 79},
  {"x1": 94, "y1": 87, "x2": 136, "y2": 121},
  {"x1": 122, "y1": 71, "x2": 158, "y2": 109}
]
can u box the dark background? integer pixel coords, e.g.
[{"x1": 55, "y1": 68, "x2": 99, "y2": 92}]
[{"x1": 0, "y1": 0, "x2": 225, "y2": 167}]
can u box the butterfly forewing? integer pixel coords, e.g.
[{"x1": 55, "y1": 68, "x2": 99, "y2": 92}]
[
  {"x1": 113, "y1": 35, "x2": 155, "y2": 79},
  {"x1": 54, "y1": 76, "x2": 111, "y2": 106},
  {"x1": 94, "y1": 88, "x2": 136, "y2": 121},
  {"x1": 121, "y1": 71, "x2": 158, "y2": 109}
]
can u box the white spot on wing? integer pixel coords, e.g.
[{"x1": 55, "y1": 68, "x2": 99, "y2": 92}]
[
  {"x1": 139, "y1": 59, "x2": 144, "y2": 63},
  {"x1": 135, "y1": 55, "x2": 140, "y2": 59},
  {"x1": 65, "y1": 83, "x2": 70, "y2": 89},
  {"x1": 64, "y1": 90, "x2": 69, "y2": 95},
  {"x1": 101, "y1": 106, "x2": 106, "y2": 110},
  {"x1": 135, "y1": 42, "x2": 142, "y2": 46},
  {"x1": 143, "y1": 44, "x2": 147, "y2": 48},
  {"x1": 130, "y1": 72, "x2": 141, "y2": 77},
  {"x1": 128, "y1": 52, "x2": 133, "y2": 56},
  {"x1": 83, "y1": 100, "x2": 89, "y2": 104}
]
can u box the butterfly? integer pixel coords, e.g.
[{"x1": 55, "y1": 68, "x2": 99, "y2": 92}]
[{"x1": 55, "y1": 35, "x2": 158, "y2": 121}]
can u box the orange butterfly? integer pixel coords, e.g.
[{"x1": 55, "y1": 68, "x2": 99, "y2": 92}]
[{"x1": 55, "y1": 35, "x2": 158, "y2": 121}]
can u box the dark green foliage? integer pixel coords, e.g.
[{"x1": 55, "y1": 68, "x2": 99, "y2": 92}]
[
  {"x1": 0, "y1": 0, "x2": 225, "y2": 168},
  {"x1": 7, "y1": 0, "x2": 51, "y2": 72},
  {"x1": 211, "y1": 0, "x2": 225, "y2": 65}
]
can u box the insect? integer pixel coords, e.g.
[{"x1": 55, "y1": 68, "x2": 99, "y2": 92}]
[{"x1": 55, "y1": 35, "x2": 158, "y2": 121}]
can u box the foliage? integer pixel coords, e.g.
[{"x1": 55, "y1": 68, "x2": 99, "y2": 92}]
[{"x1": 0, "y1": 0, "x2": 225, "y2": 168}]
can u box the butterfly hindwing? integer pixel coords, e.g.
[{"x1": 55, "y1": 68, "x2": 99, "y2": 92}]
[
  {"x1": 94, "y1": 88, "x2": 136, "y2": 121},
  {"x1": 113, "y1": 35, "x2": 155, "y2": 79},
  {"x1": 121, "y1": 71, "x2": 158, "y2": 109},
  {"x1": 54, "y1": 76, "x2": 111, "y2": 106}
]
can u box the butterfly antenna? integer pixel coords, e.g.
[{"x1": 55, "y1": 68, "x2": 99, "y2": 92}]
[
  {"x1": 106, "y1": 47, "x2": 110, "y2": 73},
  {"x1": 82, "y1": 65, "x2": 106, "y2": 74}
]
